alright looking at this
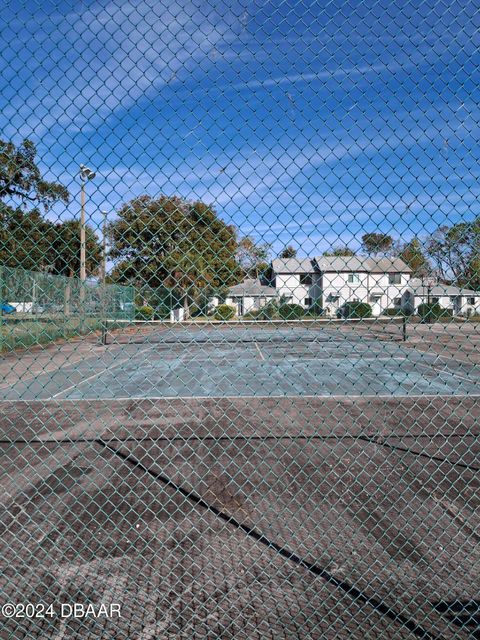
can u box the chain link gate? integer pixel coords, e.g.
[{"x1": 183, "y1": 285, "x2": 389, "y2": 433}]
[{"x1": 0, "y1": 1, "x2": 479, "y2": 638}]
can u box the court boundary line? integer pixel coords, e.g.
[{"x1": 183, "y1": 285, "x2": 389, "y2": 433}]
[
  {"x1": 1, "y1": 393, "x2": 480, "y2": 402},
  {"x1": 48, "y1": 344, "x2": 156, "y2": 399},
  {"x1": 95, "y1": 439, "x2": 439, "y2": 640},
  {"x1": 254, "y1": 341, "x2": 265, "y2": 360},
  {"x1": 410, "y1": 360, "x2": 479, "y2": 385}
]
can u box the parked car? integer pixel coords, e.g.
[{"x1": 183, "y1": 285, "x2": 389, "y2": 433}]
[{"x1": 0, "y1": 302, "x2": 16, "y2": 314}]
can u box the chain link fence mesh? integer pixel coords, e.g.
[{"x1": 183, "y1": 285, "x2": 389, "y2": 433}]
[{"x1": 0, "y1": 1, "x2": 479, "y2": 638}]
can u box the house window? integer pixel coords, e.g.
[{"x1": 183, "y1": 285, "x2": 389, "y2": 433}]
[
  {"x1": 467, "y1": 297, "x2": 476, "y2": 305},
  {"x1": 388, "y1": 273, "x2": 402, "y2": 285},
  {"x1": 347, "y1": 273, "x2": 360, "y2": 284},
  {"x1": 304, "y1": 298, "x2": 312, "y2": 306},
  {"x1": 393, "y1": 297, "x2": 402, "y2": 307},
  {"x1": 432, "y1": 297, "x2": 439, "y2": 304},
  {"x1": 299, "y1": 274, "x2": 312, "y2": 286}
]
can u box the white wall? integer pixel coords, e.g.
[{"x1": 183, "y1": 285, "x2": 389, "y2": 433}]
[
  {"x1": 275, "y1": 274, "x2": 311, "y2": 306},
  {"x1": 275, "y1": 270, "x2": 411, "y2": 316},
  {"x1": 322, "y1": 272, "x2": 410, "y2": 316},
  {"x1": 408, "y1": 293, "x2": 480, "y2": 316},
  {"x1": 225, "y1": 296, "x2": 276, "y2": 315}
]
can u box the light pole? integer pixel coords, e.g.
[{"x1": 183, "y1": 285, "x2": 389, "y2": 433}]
[
  {"x1": 79, "y1": 164, "x2": 96, "y2": 302},
  {"x1": 422, "y1": 275, "x2": 435, "y2": 324},
  {"x1": 101, "y1": 209, "x2": 108, "y2": 286}
]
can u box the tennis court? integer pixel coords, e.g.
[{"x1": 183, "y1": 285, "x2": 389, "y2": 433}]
[
  {"x1": 1, "y1": 321, "x2": 479, "y2": 638},
  {"x1": 0, "y1": 320, "x2": 479, "y2": 400}
]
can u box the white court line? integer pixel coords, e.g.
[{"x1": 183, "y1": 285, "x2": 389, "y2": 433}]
[
  {"x1": 412, "y1": 359, "x2": 479, "y2": 384},
  {"x1": 48, "y1": 345, "x2": 154, "y2": 399},
  {"x1": 254, "y1": 342, "x2": 265, "y2": 361},
  {"x1": 2, "y1": 393, "x2": 478, "y2": 402}
]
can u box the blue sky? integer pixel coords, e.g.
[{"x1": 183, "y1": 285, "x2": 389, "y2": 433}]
[{"x1": 1, "y1": 0, "x2": 479, "y2": 259}]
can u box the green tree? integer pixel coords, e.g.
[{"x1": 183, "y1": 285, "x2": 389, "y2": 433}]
[
  {"x1": 322, "y1": 246, "x2": 356, "y2": 257},
  {"x1": 279, "y1": 245, "x2": 297, "y2": 259},
  {"x1": 108, "y1": 195, "x2": 241, "y2": 313},
  {"x1": 396, "y1": 237, "x2": 430, "y2": 277},
  {"x1": 0, "y1": 207, "x2": 101, "y2": 276},
  {"x1": 0, "y1": 204, "x2": 54, "y2": 270},
  {"x1": 49, "y1": 220, "x2": 102, "y2": 278},
  {"x1": 0, "y1": 139, "x2": 69, "y2": 209},
  {"x1": 426, "y1": 217, "x2": 480, "y2": 289},
  {"x1": 361, "y1": 232, "x2": 393, "y2": 256},
  {"x1": 236, "y1": 235, "x2": 270, "y2": 278}
]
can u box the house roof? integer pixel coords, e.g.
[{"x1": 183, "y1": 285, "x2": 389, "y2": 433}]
[
  {"x1": 314, "y1": 256, "x2": 411, "y2": 273},
  {"x1": 271, "y1": 258, "x2": 315, "y2": 274},
  {"x1": 408, "y1": 278, "x2": 479, "y2": 297},
  {"x1": 228, "y1": 278, "x2": 277, "y2": 297},
  {"x1": 272, "y1": 256, "x2": 411, "y2": 274}
]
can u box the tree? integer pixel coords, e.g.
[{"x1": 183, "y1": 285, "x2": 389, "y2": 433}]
[
  {"x1": 361, "y1": 233, "x2": 393, "y2": 256},
  {"x1": 426, "y1": 217, "x2": 480, "y2": 289},
  {"x1": 236, "y1": 235, "x2": 270, "y2": 278},
  {"x1": 0, "y1": 139, "x2": 69, "y2": 209},
  {"x1": 107, "y1": 195, "x2": 241, "y2": 314},
  {"x1": 279, "y1": 245, "x2": 297, "y2": 259},
  {"x1": 322, "y1": 246, "x2": 356, "y2": 257},
  {"x1": 396, "y1": 238, "x2": 430, "y2": 278},
  {"x1": 0, "y1": 204, "x2": 55, "y2": 270},
  {"x1": 49, "y1": 220, "x2": 102, "y2": 278},
  {"x1": 0, "y1": 205, "x2": 101, "y2": 276}
]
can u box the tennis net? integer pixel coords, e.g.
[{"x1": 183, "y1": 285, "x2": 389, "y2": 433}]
[{"x1": 102, "y1": 317, "x2": 408, "y2": 346}]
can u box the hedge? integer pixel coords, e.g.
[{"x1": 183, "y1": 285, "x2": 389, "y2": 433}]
[
  {"x1": 214, "y1": 304, "x2": 236, "y2": 321},
  {"x1": 338, "y1": 301, "x2": 372, "y2": 319},
  {"x1": 135, "y1": 305, "x2": 154, "y2": 320},
  {"x1": 278, "y1": 303, "x2": 305, "y2": 319},
  {"x1": 417, "y1": 302, "x2": 451, "y2": 321}
]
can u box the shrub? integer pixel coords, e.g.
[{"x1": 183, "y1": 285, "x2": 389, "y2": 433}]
[
  {"x1": 383, "y1": 307, "x2": 404, "y2": 317},
  {"x1": 338, "y1": 301, "x2": 372, "y2": 319},
  {"x1": 243, "y1": 309, "x2": 262, "y2": 320},
  {"x1": 135, "y1": 305, "x2": 154, "y2": 320},
  {"x1": 278, "y1": 303, "x2": 305, "y2": 319},
  {"x1": 417, "y1": 302, "x2": 444, "y2": 322},
  {"x1": 257, "y1": 302, "x2": 278, "y2": 320},
  {"x1": 154, "y1": 304, "x2": 170, "y2": 320},
  {"x1": 214, "y1": 304, "x2": 236, "y2": 321}
]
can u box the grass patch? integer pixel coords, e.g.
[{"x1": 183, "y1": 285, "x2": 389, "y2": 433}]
[{"x1": 0, "y1": 317, "x2": 104, "y2": 352}]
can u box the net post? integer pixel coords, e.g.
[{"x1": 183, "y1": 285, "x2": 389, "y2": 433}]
[
  {"x1": 402, "y1": 315, "x2": 407, "y2": 342},
  {"x1": 101, "y1": 320, "x2": 108, "y2": 346}
]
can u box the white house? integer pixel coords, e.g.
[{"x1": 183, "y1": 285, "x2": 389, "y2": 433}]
[
  {"x1": 402, "y1": 279, "x2": 480, "y2": 317},
  {"x1": 225, "y1": 278, "x2": 277, "y2": 316},
  {"x1": 272, "y1": 256, "x2": 412, "y2": 317}
]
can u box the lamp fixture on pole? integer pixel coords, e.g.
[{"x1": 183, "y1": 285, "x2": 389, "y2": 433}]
[{"x1": 79, "y1": 164, "x2": 96, "y2": 284}]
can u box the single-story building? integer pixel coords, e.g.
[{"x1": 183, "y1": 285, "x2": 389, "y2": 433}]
[
  {"x1": 402, "y1": 279, "x2": 480, "y2": 316},
  {"x1": 224, "y1": 278, "x2": 277, "y2": 316}
]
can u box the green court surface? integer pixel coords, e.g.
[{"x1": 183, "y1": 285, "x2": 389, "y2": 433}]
[{"x1": 0, "y1": 323, "x2": 479, "y2": 400}]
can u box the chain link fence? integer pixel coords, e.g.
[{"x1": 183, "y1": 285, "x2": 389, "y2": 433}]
[{"x1": 0, "y1": 1, "x2": 479, "y2": 638}]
